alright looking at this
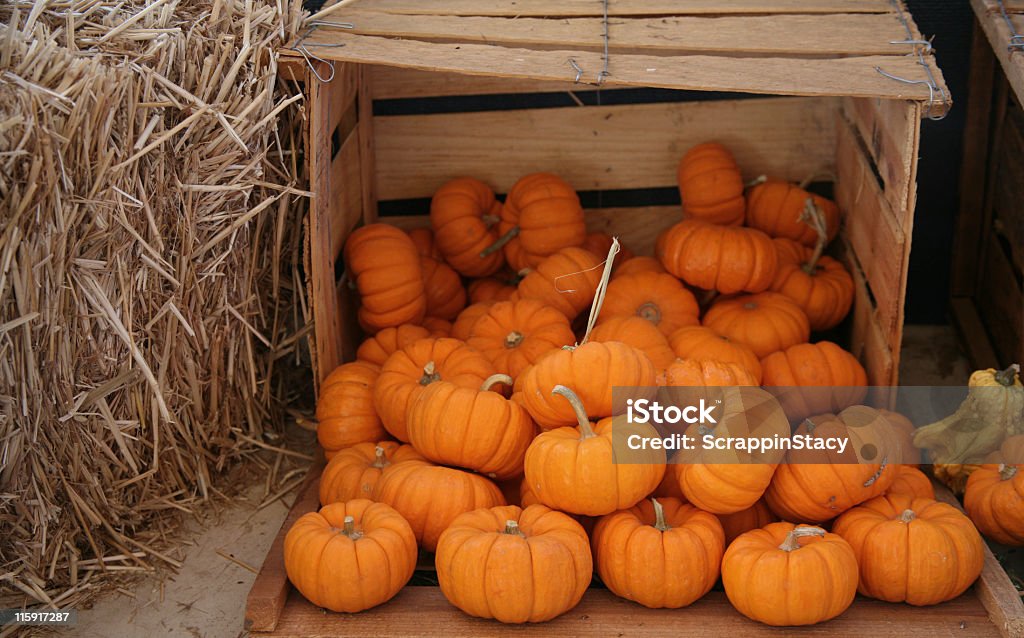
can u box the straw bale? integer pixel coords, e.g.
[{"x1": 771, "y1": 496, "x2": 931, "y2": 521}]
[{"x1": 0, "y1": 0, "x2": 313, "y2": 609}]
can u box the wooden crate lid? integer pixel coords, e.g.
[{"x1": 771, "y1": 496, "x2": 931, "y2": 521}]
[
  {"x1": 973, "y1": 0, "x2": 1024, "y2": 103},
  {"x1": 284, "y1": 0, "x2": 950, "y2": 117}
]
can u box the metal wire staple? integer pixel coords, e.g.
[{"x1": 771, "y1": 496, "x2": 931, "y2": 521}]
[
  {"x1": 874, "y1": 0, "x2": 949, "y2": 121},
  {"x1": 996, "y1": 0, "x2": 1024, "y2": 51}
]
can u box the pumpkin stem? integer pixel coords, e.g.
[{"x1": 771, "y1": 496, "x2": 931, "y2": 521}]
[
  {"x1": 994, "y1": 364, "x2": 1020, "y2": 387},
  {"x1": 798, "y1": 170, "x2": 837, "y2": 190},
  {"x1": 651, "y1": 498, "x2": 671, "y2": 532},
  {"x1": 341, "y1": 515, "x2": 363, "y2": 540},
  {"x1": 419, "y1": 361, "x2": 440, "y2": 385},
  {"x1": 480, "y1": 226, "x2": 519, "y2": 257},
  {"x1": 551, "y1": 384, "x2": 596, "y2": 439},
  {"x1": 1000, "y1": 464, "x2": 1018, "y2": 481},
  {"x1": 778, "y1": 526, "x2": 825, "y2": 552},
  {"x1": 899, "y1": 509, "x2": 917, "y2": 523},
  {"x1": 863, "y1": 456, "x2": 888, "y2": 487},
  {"x1": 504, "y1": 519, "x2": 524, "y2": 536},
  {"x1": 800, "y1": 197, "x2": 829, "y2": 274},
  {"x1": 481, "y1": 373, "x2": 514, "y2": 392},
  {"x1": 637, "y1": 301, "x2": 662, "y2": 325},
  {"x1": 504, "y1": 331, "x2": 524, "y2": 348},
  {"x1": 517, "y1": 267, "x2": 533, "y2": 278},
  {"x1": 578, "y1": 237, "x2": 620, "y2": 346},
  {"x1": 371, "y1": 445, "x2": 388, "y2": 469},
  {"x1": 745, "y1": 174, "x2": 767, "y2": 188},
  {"x1": 481, "y1": 214, "x2": 500, "y2": 227}
]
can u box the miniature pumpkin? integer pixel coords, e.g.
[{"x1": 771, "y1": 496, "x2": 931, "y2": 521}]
[
  {"x1": 880, "y1": 408, "x2": 921, "y2": 466},
  {"x1": 514, "y1": 342, "x2": 656, "y2": 429},
  {"x1": 344, "y1": 223, "x2": 426, "y2": 332},
  {"x1": 523, "y1": 386, "x2": 665, "y2": 516},
  {"x1": 593, "y1": 498, "x2": 724, "y2": 608},
  {"x1": 964, "y1": 463, "x2": 1024, "y2": 546},
  {"x1": 677, "y1": 142, "x2": 745, "y2": 226},
  {"x1": 722, "y1": 523, "x2": 858, "y2": 626},
  {"x1": 373, "y1": 337, "x2": 495, "y2": 441},
  {"x1": 430, "y1": 177, "x2": 504, "y2": 277},
  {"x1": 436, "y1": 504, "x2": 591, "y2": 623},
  {"x1": 657, "y1": 219, "x2": 776, "y2": 294},
  {"x1": 494, "y1": 173, "x2": 586, "y2": 272},
  {"x1": 667, "y1": 325, "x2": 762, "y2": 383},
  {"x1": 468, "y1": 276, "x2": 518, "y2": 304},
  {"x1": 832, "y1": 493, "x2": 984, "y2": 605},
  {"x1": 746, "y1": 180, "x2": 840, "y2": 247},
  {"x1": 613, "y1": 255, "x2": 666, "y2": 279},
  {"x1": 659, "y1": 358, "x2": 759, "y2": 387},
  {"x1": 598, "y1": 272, "x2": 699, "y2": 336},
  {"x1": 652, "y1": 468, "x2": 689, "y2": 502},
  {"x1": 319, "y1": 442, "x2": 423, "y2": 506},
  {"x1": 284, "y1": 500, "x2": 416, "y2": 613},
  {"x1": 702, "y1": 292, "x2": 809, "y2": 359},
  {"x1": 406, "y1": 374, "x2": 534, "y2": 480},
  {"x1": 582, "y1": 232, "x2": 634, "y2": 266},
  {"x1": 886, "y1": 465, "x2": 935, "y2": 499},
  {"x1": 716, "y1": 499, "x2": 778, "y2": 545},
  {"x1": 590, "y1": 316, "x2": 676, "y2": 372},
  {"x1": 450, "y1": 301, "x2": 494, "y2": 341},
  {"x1": 316, "y1": 361, "x2": 385, "y2": 458},
  {"x1": 769, "y1": 237, "x2": 853, "y2": 331},
  {"x1": 374, "y1": 459, "x2": 505, "y2": 551},
  {"x1": 408, "y1": 227, "x2": 444, "y2": 261},
  {"x1": 420, "y1": 316, "x2": 452, "y2": 337},
  {"x1": 356, "y1": 324, "x2": 431, "y2": 367},
  {"x1": 765, "y1": 406, "x2": 899, "y2": 523},
  {"x1": 419, "y1": 256, "x2": 467, "y2": 321},
  {"x1": 466, "y1": 299, "x2": 575, "y2": 378},
  {"x1": 515, "y1": 247, "x2": 602, "y2": 320},
  {"x1": 760, "y1": 341, "x2": 867, "y2": 420}
]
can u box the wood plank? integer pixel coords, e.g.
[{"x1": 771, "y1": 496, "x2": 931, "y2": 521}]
[
  {"x1": 337, "y1": 11, "x2": 913, "y2": 56},
  {"x1": 372, "y1": 66, "x2": 582, "y2": 99},
  {"x1": 358, "y1": 64, "x2": 378, "y2": 225},
  {"x1": 934, "y1": 481, "x2": 1024, "y2": 638},
  {"x1": 993, "y1": 103, "x2": 1024, "y2": 274},
  {"x1": 843, "y1": 240, "x2": 896, "y2": 387},
  {"x1": 325, "y1": 63, "x2": 359, "y2": 143},
  {"x1": 245, "y1": 458, "x2": 324, "y2": 633},
  {"x1": 950, "y1": 296, "x2": 1002, "y2": 370},
  {"x1": 835, "y1": 115, "x2": 906, "y2": 344},
  {"x1": 338, "y1": 0, "x2": 895, "y2": 17},
  {"x1": 374, "y1": 97, "x2": 836, "y2": 200},
  {"x1": 284, "y1": 34, "x2": 949, "y2": 114},
  {"x1": 977, "y1": 231, "x2": 1024, "y2": 368},
  {"x1": 974, "y1": 0, "x2": 1024, "y2": 105},
  {"x1": 329, "y1": 130, "x2": 363, "y2": 260},
  {"x1": 260, "y1": 587, "x2": 999, "y2": 637}
]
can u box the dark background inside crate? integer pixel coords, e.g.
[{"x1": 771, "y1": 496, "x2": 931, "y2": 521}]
[{"x1": 310, "y1": 0, "x2": 974, "y2": 325}]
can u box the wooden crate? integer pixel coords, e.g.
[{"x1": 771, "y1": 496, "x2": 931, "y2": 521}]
[
  {"x1": 952, "y1": 0, "x2": 1024, "y2": 369},
  {"x1": 247, "y1": 1, "x2": 1024, "y2": 635}
]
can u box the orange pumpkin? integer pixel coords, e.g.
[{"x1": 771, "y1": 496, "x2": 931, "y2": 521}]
[
  {"x1": 716, "y1": 499, "x2": 778, "y2": 545},
  {"x1": 593, "y1": 498, "x2": 724, "y2": 608},
  {"x1": 613, "y1": 255, "x2": 667, "y2": 279},
  {"x1": 319, "y1": 441, "x2": 423, "y2": 505},
  {"x1": 677, "y1": 142, "x2": 745, "y2": 226},
  {"x1": 344, "y1": 224, "x2": 426, "y2": 332},
  {"x1": 356, "y1": 324, "x2": 431, "y2": 367},
  {"x1": 651, "y1": 468, "x2": 688, "y2": 502},
  {"x1": 657, "y1": 219, "x2": 777, "y2": 294},
  {"x1": 436, "y1": 504, "x2": 592, "y2": 623},
  {"x1": 496, "y1": 173, "x2": 586, "y2": 271},
  {"x1": 880, "y1": 408, "x2": 921, "y2": 466},
  {"x1": 284, "y1": 500, "x2": 416, "y2": 613},
  {"x1": 468, "y1": 276, "x2": 518, "y2": 304},
  {"x1": 316, "y1": 361, "x2": 385, "y2": 458},
  {"x1": 514, "y1": 341, "x2": 656, "y2": 429},
  {"x1": 887, "y1": 465, "x2": 935, "y2": 499},
  {"x1": 450, "y1": 301, "x2": 494, "y2": 341},
  {"x1": 420, "y1": 256, "x2": 467, "y2": 321},
  {"x1": 598, "y1": 272, "x2": 699, "y2": 336},
  {"x1": 667, "y1": 325, "x2": 762, "y2": 383},
  {"x1": 373, "y1": 459, "x2": 505, "y2": 551},
  {"x1": 832, "y1": 494, "x2": 984, "y2": 605},
  {"x1": 760, "y1": 341, "x2": 867, "y2": 420},
  {"x1": 659, "y1": 358, "x2": 759, "y2": 387},
  {"x1": 746, "y1": 180, "x2": 840, "y2": 247},
  {"x1": 420, "y1": 316, "x2": 452, "y2": 337},
  {"x1": 523, "y1": 386, "x2": 665, "y2": 516},
  {"x1": 516, "y1": 247, "x2": 602, "y2": 320},
  {"x1": 590, "y1": 316, "x2": 676, "y2": 372},
  {"x1": 702, "y1": 292, "x2": 809, "y2": 359},
  {"x1": 430, "y1": 177, "x2": 504, "y2": 277},
  {"x1": 723, "y1": 523, "x2": 858, "y2": 626},
  {"x1": 770, "y1": 238, "x2": 853, "y2": 331},
  {"x1": 466, "y1": 299, "x2": 575, "y2": 378},
  {"x1": 406, "y1": 374, "x2": 534, "y2": 480},
  {"x1": 765, "y1": 406, "x2": 899, "y2": 522},
  {"x1": 964, "y1": 464, "x2": 1024, "y2": 546},
  {"x1": 373, "y1": 337, "x2": 495, "y2": 441},
  {"x1": 408, "y1": 227, "x2": 444, "y2": 261}
]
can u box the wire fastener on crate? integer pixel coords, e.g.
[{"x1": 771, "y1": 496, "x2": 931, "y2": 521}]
[
  {"x1": 996, "y1": 0, "x2": 1024, "y2": 51},
  {"x1": 874, "y1": 0, "x2": 949, "y2": 121},
  {"x1": 565, "y1": 0, "x2": 611, "y2": 85},
  {"x1": 290, "y1": 20, "x2": 356, "y2": 84}
]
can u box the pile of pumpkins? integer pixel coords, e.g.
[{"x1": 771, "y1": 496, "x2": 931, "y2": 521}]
[{"x1": 284, "y1": 143, "x2": 1019, "y2": 627}]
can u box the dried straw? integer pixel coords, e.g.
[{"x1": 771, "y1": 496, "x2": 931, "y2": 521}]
[{"x1": 0, "y1": 0, "x2": 314, "y2": 610}]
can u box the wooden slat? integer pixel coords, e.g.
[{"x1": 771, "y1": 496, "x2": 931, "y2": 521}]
[
  {"x1": 374, "y1": 97, "x2": 836, "y2": 200},
  {"x1": 950, "y1": 296, "x2": 1003, "y2": 370},
  {"x1": 338, "y1": 11, "x2": 913, "y2": 56},
  {"x1": 974, "y1": 0, "x2": 1024, "y2": 105},
  {"x1": 835, "y1": 115, "x2": 906, "y2": 343},
  {"x1": 285, "y1": 34, "x2": 948, "y2": 113},
  {"x1": 260, "y1": 587, "x2": 999, "y2": 637},
  {"x1": 245, "y1": 459, "x2": 324, "y2": 633},
  {"x1": 844, "y1": 241, "x2": 896, "y2": 387},
  {"x1": 358, "y1": 64, "x2": 378, "y2": 225},
  {"x1": 977, "y1": 232, "x2": 1024, "y2": 368},
  {"x1": 329, "y1": 131, "x2": 364, "y2": 260},
  {"x1": 934, "y1": 481, "x2": 1024, "y2": 638},
  {"x1": 993, "y1": 104, "x2": 1024, "y2": 274},
  {"x1": 339, "y1": 0, "x2": 895, "y2": 17},
  {"x1": 371, "y1": 66, "x2": 581, "y2": 99}
]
